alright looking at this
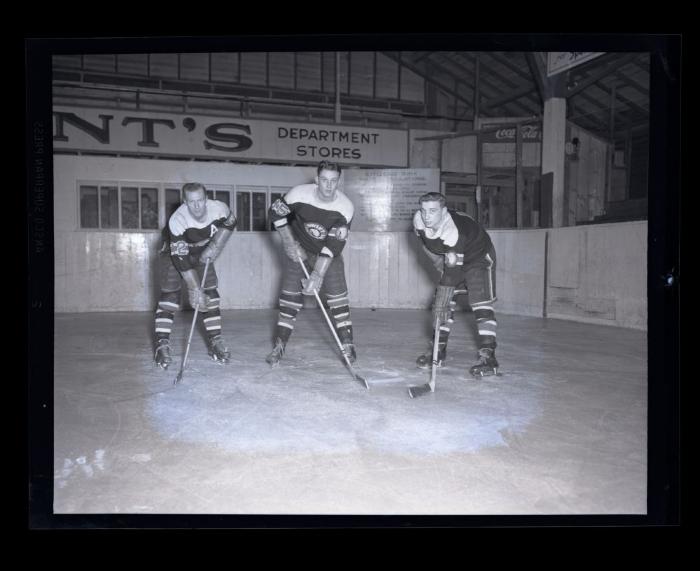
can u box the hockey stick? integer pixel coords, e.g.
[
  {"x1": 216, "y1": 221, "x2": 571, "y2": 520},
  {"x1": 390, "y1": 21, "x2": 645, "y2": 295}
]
[
  {"x1": 408, "y1": 316, "x2": 441, "y2": 398},
  {"x1": 174, "y1": 258, "x2": 211, "y2": 385},
  {"x1": 298, "y1": 256, "x2": 369, "y2": 389}
]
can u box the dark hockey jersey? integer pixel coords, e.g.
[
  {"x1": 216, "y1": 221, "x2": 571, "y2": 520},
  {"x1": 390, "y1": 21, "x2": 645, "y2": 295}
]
[
  {"x1": 167, "y1": 199, "x2": 231, "y2": 272},
  {"x1": 413, "y1": 209, "x2": 494, "y2": 286},
  {"x1": 270, "y1": 183, "x2": 354, "y2": 258}
]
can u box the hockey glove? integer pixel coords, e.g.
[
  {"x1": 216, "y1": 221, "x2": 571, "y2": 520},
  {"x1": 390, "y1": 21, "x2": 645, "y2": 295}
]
[
  {"x1": 432, "y1": 285, "x2": 455, "y2": 325},
  {"x1": 277, "y1": 224, "x2": 308, "y2": 262},
  {"x1": 200, "y1": 212, "x2": 237, "y2": 263},
  {"x1": 302, "y1": 255, "x2": 332, "y2": 296},
  {"x1": 181, "y1": 268, "x2": 210, "y2": 311},
  {"x1": 444, "y1": 251, "x2": 459, "y2": 268}
]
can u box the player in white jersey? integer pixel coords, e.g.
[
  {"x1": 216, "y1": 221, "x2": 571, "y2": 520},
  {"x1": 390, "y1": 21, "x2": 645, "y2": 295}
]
[
  {"x1": 153, "y1": 183, "x2": 237, "y2": 369},
  {"x1": 266, "y1": 161, "x2": 356, "y2": 366}
]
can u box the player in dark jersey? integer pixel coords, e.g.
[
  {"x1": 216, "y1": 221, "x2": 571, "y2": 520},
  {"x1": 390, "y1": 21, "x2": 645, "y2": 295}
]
[
  {"x1": 266, "y1": 161, "x2": 356, "y2": 366},
  {"x1": 413, "y1": 192, "x2": 500, "y2": 377},
  {"x1": 153, "y1": 182, "x2": 237, "y2": 369}
]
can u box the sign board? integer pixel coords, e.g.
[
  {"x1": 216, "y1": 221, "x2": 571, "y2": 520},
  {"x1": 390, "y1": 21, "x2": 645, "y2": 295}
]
[
  {"x1": 547, "y1": 52, "x2": 605, "y2": 76},
  {"x1": 342, "y1": 168, "x2": 440, "y2": 231},
  {"x1": 52, "y1": 106, "x2": 409, "y2": 167},
  {"x1": 480, "y1": 122, "x2": 542, "y2": 143}
]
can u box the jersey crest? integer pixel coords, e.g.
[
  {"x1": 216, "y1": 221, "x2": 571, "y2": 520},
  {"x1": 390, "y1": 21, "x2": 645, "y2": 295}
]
[{"x1": 304, "y1": 222, "x2": 328, "y2": 240}]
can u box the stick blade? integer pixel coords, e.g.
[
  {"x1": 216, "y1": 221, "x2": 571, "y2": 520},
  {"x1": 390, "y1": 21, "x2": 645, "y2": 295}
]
[
  {"x1": 408, "y1": 383, "x2": 433, "y2": 399},
  {"x1": 174, "y1": 371, "x2": 183, "y2": 385},
  {"x1": 353, "y1": 373, "x2": 370, "y2": 390},
  {"x1": 343, "y1": 355, "x2": 369, "y2": 389}
]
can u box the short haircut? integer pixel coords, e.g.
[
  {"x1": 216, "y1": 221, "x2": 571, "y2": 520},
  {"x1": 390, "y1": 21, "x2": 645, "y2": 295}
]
[
  {"x1": 317, "y1": 161, "x2": 342, "y2": 176},
  {"x1": 182, "y1": 182, "x2": 206, "y2": 199},
  {"x1": 419, "y1": 192, "x2": 446, "y2": 207}
]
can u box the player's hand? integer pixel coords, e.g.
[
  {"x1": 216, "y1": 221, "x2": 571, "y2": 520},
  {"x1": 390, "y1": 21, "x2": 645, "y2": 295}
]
[
  {"x1": 187, "y1": 287, "x2": 210, "y2": 311},
  {"x1": 301, "y1": 271, "x2": 323, "y2": 296},
  {"x1": 445, "y1": 252, "x2": 458, "y2": 267}
]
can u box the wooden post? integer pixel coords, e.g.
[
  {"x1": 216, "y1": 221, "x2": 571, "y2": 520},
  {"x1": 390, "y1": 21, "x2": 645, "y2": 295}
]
[
  {"x1": 516, "y1": 123, "x2": 524, "y2": 228},
  {"x1": 474, "y1": 54, "x2": 481, "y2": 125},
  {"x1": 475, "y1": 54, "x2": 483, "y2": 225},
  {"x1": 335, "y1": 52, "x2": 341, "y2": 123},
  {"x1": 476, "y1": 132, "x2": 483, "y2": 225},
  {"x1": 606, "y1": 84, "x2": 616, "y2": 203},
  {"x1": 625, "y1": 118, "x2": 632, "y2": 200}
]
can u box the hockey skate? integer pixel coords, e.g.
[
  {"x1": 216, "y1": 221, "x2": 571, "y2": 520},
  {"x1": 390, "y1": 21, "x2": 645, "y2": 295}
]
[
  {"x1": 342, "y1": 343, "x2": 357, "y2": 364},
  {"x1": 469, "y1": 347, "x2": 500, "y2": 377},
  {"x1": 154, "y1": 339, "x2": 172, "y2": 369},
  {"x1": 416, "y1": 343, "x2": 446, "y2": 369},
  {"x1": 265, "y1": 338, "x2": 286, "y2": 367},
  {"x1": 208, "y1": 335, "x2": 231, "y2": 364}
]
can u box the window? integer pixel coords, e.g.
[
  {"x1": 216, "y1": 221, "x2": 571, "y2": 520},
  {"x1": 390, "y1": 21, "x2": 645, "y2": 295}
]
[
  {"x1": 79, "y1": 182, "x2": 160, "y2": 231},
  {"x1": 100, "y1": 186, "x2": 119, "y2": 229},
  {"x1": 121, "y1": 187, "x2": 139, "y2": 229},
  {"x1": 236, "y1": 191, "x2": 251, "y2": 231},
  {"x1": 165, "y1": 188, "x2": 182, "y2": 222},
  {"x1": 235, "y1": 185, "x2": 272, "y2": 232},
  {"x1": 78, "y1": 184, "x2": 119, "y2": 230},
  {"x1": 140, "y1": 188, "x2": 159, "y2": 229},
  {"x1": 206, "y1": 187, "x2": 232, "y2": 211},
  {"x1": 79, "y1": 186, "x2": 98, "y2": 228},
  {"x1": 78, "y1": 181, "x2": 288, "y2": 232},
  {"x1": 252, "y1": 192, "x2": 267, "y2": 231}
]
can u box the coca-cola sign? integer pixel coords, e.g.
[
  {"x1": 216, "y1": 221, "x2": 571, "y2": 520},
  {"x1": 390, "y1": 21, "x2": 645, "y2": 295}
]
[{"x1": 482, "y1": 123, "x2": 541, "y2": 143}]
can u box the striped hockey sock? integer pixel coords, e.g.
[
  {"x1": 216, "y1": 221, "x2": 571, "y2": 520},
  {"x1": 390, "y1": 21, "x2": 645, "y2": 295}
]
[
  {"x1": 472, "y1": 302, "x2": 497, "y2": 349},
  {"x1": 326, "y1": 291, "x2": 353, "y2": 343},
  {"x1": 275, "y1": 290, "x2": 303, "y2": 344}
]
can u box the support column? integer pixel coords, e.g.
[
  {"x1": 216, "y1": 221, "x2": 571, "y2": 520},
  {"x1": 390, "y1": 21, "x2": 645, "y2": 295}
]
[
  {"x1": 335, "y1": 52, "x2": 341, "y2": 123},
  {"x1": 542, "y1": 96, "x2": 567, "y2": 227},
  {"x1": 515, "y1": 123, "x2": 524, "y2": 228}
]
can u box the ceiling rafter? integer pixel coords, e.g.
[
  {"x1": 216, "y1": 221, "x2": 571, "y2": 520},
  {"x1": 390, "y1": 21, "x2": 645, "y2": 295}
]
[
  {"x1": 588, "y1": 81, "x2": 649, "y2": 117},
  {"x1": 441, "y1": 51, "x2": 541, "y2": 110},
  {"x1": 381, "y1": 51, "x2": 474, "y2": 108},
  {"x1": 613, "y1": 70, "x2": 649, "y2": 96},
  {"x1": 566, "y1": 53, "x2": 640, "y2": 97}
]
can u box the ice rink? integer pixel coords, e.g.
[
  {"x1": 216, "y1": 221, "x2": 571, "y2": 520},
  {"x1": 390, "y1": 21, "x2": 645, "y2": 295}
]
[{"x1": 53, "y1": 308, "x2": 647, "y2": 515}]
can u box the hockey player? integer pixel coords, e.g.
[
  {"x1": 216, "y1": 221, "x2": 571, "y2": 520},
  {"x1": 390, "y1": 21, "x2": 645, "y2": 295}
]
[
  {"x1": 154, "y1": 182, "x2": 237, "y2": 369},
  {"x1": 413, "y1": 192, "x2": 500, "y2": 377},
  {"x1": 266, "y1": 160, "x2": 356, "y2": 366}
]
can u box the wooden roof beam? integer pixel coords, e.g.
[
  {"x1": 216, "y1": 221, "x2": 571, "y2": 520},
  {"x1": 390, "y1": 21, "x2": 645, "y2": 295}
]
[
  {"x1": 381, "y1": 51, "x2": 474, "y2": 108},
  {"x1": 480, "y1": 83, "x2": 541, "y2": 111},
  {"x1": 566, "y1": 53, "x2": 640, "y2": 97}
]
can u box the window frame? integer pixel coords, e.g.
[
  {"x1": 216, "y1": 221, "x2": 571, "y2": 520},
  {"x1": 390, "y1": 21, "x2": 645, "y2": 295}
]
[{"x1": 77, "y1": 180, "x2": 291, "y2": 233}]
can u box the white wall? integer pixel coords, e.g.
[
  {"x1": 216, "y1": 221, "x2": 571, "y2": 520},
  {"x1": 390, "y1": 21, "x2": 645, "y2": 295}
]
[
  {"x1": 547, "y1": 221, "x2": 647, "y2": 330},
  {"x1": 53, "y1": 156, "x2": 647, "y2": 330}
]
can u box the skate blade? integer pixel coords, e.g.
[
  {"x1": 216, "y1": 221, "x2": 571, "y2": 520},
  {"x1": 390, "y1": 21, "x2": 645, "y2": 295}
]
[
  {"x1": 471, "y1": 369, "x2": 501, "y2": 378},
  {"x1": 417, "y1": 362, "x2": 443, "y2": 370}
]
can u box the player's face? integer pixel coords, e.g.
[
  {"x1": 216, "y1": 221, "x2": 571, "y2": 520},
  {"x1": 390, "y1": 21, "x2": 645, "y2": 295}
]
[
  {"x1": 420, "y1": 200, "x2": 446, "y2": 228},
  {"x1": 185, "y1": 188, "x2": 207, "y2": 221},
  {"x1": 316, "y1": 169, "x2": 341, "y2": 201}
]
